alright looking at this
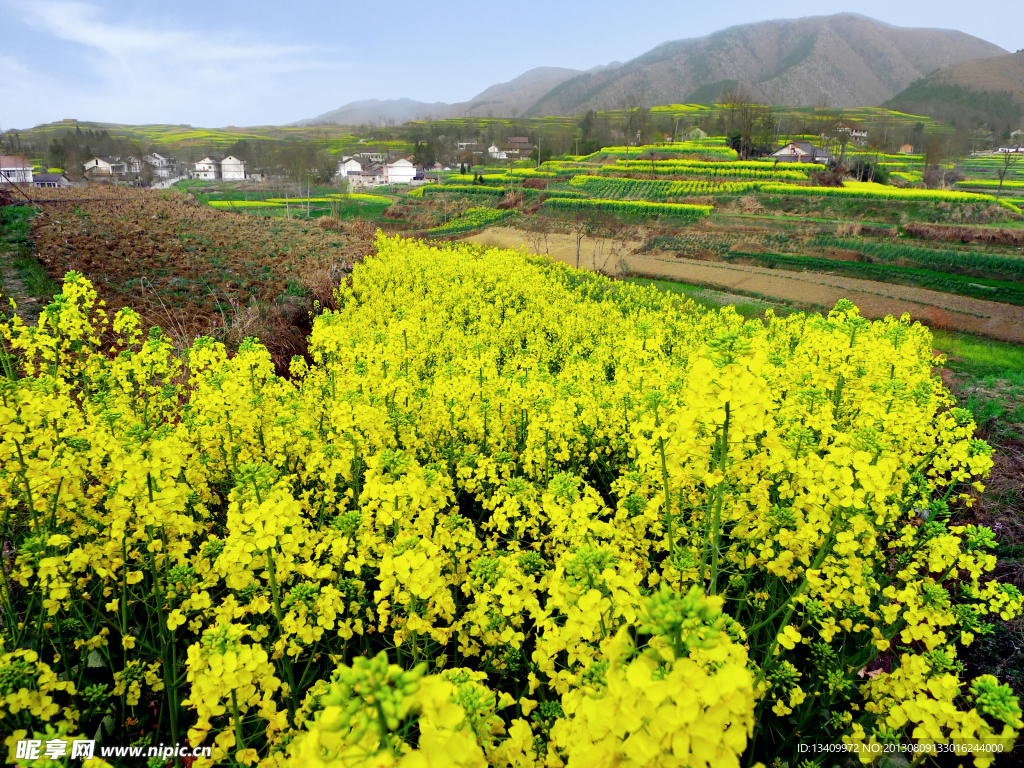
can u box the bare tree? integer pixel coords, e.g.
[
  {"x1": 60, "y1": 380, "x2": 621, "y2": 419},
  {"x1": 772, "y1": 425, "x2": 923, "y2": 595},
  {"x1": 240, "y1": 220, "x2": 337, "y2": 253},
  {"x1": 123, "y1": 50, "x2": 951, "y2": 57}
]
[
  {"x1": 718, "y1": 86, "x2": 773, "y2": 159},
  {"x1": 996, "y1": 151, "x2": 1021, "y2": 199},
  {"x1": 571, "y1": 211, "x2": 593, "y2": 269},
  {"x1": 128, "y1": 139, "x2": 153, "y2": 187}
]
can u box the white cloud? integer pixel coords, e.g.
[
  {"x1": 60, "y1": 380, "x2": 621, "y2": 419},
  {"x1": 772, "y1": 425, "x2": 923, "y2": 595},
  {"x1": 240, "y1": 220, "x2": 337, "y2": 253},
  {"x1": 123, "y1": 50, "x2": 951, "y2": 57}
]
[{"x1": 3, "y1": 1, "x2": 352, "y2": 126}]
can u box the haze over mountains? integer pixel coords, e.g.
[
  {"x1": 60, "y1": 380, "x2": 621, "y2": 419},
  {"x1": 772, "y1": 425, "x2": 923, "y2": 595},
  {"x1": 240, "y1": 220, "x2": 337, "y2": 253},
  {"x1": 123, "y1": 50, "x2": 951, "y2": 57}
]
[
  {"x1": 885, "y1": 50, "x2": 1024, "y2": 131},
  {"x1": 295, "y1": 65, "x2": 622, "y2": 126},
  {"x1": 297, "y1": 14, "x2": 1007, "y2": 126}
]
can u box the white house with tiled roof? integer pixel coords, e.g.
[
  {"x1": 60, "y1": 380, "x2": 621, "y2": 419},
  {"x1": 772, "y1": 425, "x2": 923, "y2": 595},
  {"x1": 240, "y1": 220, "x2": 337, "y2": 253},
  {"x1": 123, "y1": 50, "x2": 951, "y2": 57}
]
[
  {"x1": 384, "y1": 157, "x2": 415, "y2": 184},
  {"x1": 221, "y1": 155, "x2": 246, "y2": 181},
  {"x1": 0, "y1": 155, "x2": 33, "y2": 184},
  {"x1": 194, "y1": 156, "x2": 222, "y2": 180}
]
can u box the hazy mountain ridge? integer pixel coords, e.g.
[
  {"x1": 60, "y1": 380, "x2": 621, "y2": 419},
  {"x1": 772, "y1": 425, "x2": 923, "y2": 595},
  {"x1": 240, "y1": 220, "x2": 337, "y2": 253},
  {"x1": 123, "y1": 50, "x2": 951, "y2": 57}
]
[
  {"x1": 296, "y1": 15, "x2": 1006, "y2": 126},
  {"x1": 293, "y1": 98, "x2": 448, "y2": 127},
  {"x1": 427, "y1": 67, "x2": 589, "y2": 119},
  {"x1": 904, "y1": 50, "x2": 1024, "y2": 103},
  {"x1": 525, "y1": 14, "x2": 1006, "y2": 115},
  {"x1": 884, "y1": 51, "x2": 1024, "y2": 132}
]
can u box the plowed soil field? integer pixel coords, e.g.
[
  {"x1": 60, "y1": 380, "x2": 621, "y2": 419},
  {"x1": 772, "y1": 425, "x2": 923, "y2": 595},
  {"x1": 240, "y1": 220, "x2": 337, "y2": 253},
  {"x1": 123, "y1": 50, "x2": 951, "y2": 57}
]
[{"x1": 20, "y1": 187, "x2": 370, "y2": 340}]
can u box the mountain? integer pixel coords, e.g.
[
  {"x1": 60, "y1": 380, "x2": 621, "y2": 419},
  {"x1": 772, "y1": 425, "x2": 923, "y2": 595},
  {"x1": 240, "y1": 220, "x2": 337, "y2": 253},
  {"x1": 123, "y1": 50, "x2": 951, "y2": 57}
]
[
  {"x1": 295, "y1": 15, "x2": 1007, "y2": 126},
  {"x1": 884, "y1": 51, "x2": 1024, "y2": 130},
  {"x1": 293, "y1": 98, "x2": 448, "y2": 127},
  {"x1": 525, "y1": 14, "x2": 1006, "y2": 115},
  {"x1": 427, "y1": 66, "x2": 614, "y2": 119},
  {"x1": 295, "y1": 68, "x2": 592, "y2": 126}
]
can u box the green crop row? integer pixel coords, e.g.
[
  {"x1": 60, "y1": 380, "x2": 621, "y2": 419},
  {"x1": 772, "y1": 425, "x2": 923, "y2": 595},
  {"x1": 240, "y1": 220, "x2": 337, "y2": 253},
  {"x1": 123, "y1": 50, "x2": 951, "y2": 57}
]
[
  {"x1": 426, "y1": 207, "x2": 513, "y2": 236},
  {"x1": 759, "y1": 182, "x2": 1023, "y2": 214},
  {"x1": 577, "y1": 143, "x2": 737, "y2": 161},
  {"x1": 541, "y1": 197, "x2": 713, "y2": 219},
  {"x1": 956, "y1": 180, "x2": 1024, "y2": 189},
  {"x1": 422, "y1": 184, "x2": 507, "y2": 196},
  {"x1": 811, "y1": 234, "x2": 1024, "y2": 278},
  {"x1": 207, "y1": 200, "x2": 282, "y2": 208},
  {"x1": 569, "y1": 175, "x2": 763, "y2": 200},
  {"x1": 724, "y1": 250, "x2": 1024, "y2": 306},
  {"x1": 603, "y1": 164, "x2": 810, "y2": 181},
  {"x1": 614, "y1": 158, "x2": 826, "y2": 172}
]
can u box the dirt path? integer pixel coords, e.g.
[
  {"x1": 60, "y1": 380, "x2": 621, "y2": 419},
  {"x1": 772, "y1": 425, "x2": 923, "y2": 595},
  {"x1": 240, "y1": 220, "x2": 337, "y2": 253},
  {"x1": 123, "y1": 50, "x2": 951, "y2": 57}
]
[
  {"x1": 625, "y1": 255, "x2": 1024, "y2": 343},
  {"x1": 466, "y1": 226, "x2": 1024, "y2": 344}
]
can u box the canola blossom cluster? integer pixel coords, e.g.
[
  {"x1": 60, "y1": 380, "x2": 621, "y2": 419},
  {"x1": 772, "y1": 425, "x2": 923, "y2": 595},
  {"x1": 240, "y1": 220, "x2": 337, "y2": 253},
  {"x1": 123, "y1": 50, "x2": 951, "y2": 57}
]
[{"x1": 1, "y1": 234, "x2": 1022, "y2": 768}]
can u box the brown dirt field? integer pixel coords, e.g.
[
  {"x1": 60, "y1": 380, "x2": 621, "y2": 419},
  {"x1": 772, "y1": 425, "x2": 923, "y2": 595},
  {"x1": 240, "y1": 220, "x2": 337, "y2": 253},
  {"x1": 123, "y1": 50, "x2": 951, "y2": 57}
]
[
  {"x1": 465, "y1": 226, "x2": 1024, "y2": 344},
  {"x1": 16, "y1": 187, "x2": 375, "y2": 370}
]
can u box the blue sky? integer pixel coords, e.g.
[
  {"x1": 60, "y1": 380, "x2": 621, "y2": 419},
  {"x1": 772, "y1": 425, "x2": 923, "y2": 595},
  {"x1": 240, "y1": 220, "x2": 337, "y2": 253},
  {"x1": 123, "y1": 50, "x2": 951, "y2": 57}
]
[{"x1": 0, "y1": 1, "x2": 1018, "y2": 129}]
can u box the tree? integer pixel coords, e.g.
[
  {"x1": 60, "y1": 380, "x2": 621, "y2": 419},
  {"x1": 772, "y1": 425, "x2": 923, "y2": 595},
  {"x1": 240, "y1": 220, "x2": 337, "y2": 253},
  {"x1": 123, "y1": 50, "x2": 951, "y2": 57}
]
[
  {"x1": 529, "y1": 146, "x2": 553, "y2": 164},
  {"x1": 128, "y1": 139, "x2": 153, "y2": 187},
  {"x1": 413, "y1": 141, "x2": 436, "y2": 168},
  {"x1": 718, "y1": 86, "x2": 773, "y2": 160},
  {"x1": 571, "y1": 211, "x2": 595, "y2": 269},
  {"x1": 849, "y1": 159, "x2": 889, "y2": 185},
  {"x1": 996, "y1": 151, "x2": 1021, "y2": 199}
]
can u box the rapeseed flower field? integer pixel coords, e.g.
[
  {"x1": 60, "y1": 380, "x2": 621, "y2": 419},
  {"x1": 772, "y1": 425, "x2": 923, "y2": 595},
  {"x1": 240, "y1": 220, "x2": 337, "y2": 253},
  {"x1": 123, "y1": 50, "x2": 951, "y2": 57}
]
[{"x1": 1, "y1": 235, "x2": 1021, "y2": 767}]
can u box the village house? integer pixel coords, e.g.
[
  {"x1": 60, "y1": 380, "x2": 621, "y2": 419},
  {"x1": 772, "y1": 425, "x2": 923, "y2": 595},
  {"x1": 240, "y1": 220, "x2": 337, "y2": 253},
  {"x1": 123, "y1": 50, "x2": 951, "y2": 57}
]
[
  {"x1": 685, "y1": 127, "x2": 708, "y2": 140},
  {"x1": 145, "y1": 153, "x2": 179, "y2": 179},
  {"x1": 997, "y1": 145, "x2": 1024, "y2": 154},
  {"x1": 492, "y1": 137, "x2": 535, "y2": 160},
  {"x1": 221, "y1": 155, "x2": 247, "y2": 181},
  {"x1": 837, "y1": 124, "x2": 868, "y2": 144},
  {"x1": 505, "y1": 137, "x2": 533, "y2": 155},
  {"x1": 0, "y1": 155, "x2": 33, "y2": 184},
  {"x1": 336, "y1": 157, "x2": 363, "y2": 178},
  {"x1": 355, "y1": 152, "x2": 385, "y2": 164},
  {"x1": 33, "y1": 172, "x2": 72, "y2": 188},
  {"x1": 898, "y1": 144, "x2": 916, "y2": 155},
  {"x1": 83, "y1": 157, "x2": 127, "y2": 175},
  {"x1": 770, "y1": 141, "x2": 833, "y2": 164},
  {"x1": 350, "y1": 163, "x2": 385, "y2": 188},
  {"x1": 1011, "y1": 129, "x2": 1023, "y2": 141},
  {"x1": 193, "y1": 156, "x2": 222, "y2": 180},
  {"x1": 384, "y1": 157, "x2": 416, "y2": 184}
]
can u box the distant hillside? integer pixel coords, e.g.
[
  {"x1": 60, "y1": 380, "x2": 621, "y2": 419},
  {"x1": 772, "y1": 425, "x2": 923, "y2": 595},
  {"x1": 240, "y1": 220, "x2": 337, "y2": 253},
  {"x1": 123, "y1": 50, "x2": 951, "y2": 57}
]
[
  {"x1": 884, "y1": 51, "x2": 1024, "y2": 131},
  {"x1": 294, "y1": 98, "x2": 448, "y2": 127},
  {"x1": 526, "y1": 14, "x2": 1005, "y2": 115},
  {"x1": 296, "y1": 68, "x2": 594, "y2": 126},
  {"x1": 427, "y1": 67, "x2": 588, "y2": 119},
  {"x1": 294, "y1": 15, "x2": 1006, "y2": 126}
]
